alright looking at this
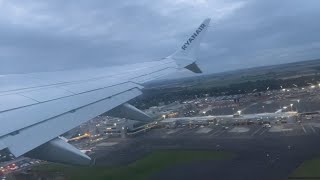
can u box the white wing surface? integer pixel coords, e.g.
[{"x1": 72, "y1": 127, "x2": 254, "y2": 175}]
[{"x1": 0, "y1": 18, "x2": 211, "y2": 165}]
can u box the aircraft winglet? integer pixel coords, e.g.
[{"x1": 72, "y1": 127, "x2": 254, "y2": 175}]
[{"x1": 168, "y1": 18, "x2": 211, "y2": 73}]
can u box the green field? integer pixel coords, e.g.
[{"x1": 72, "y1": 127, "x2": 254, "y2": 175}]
[
  {"x1": 290, "y1": 157, "x2": 320, "y2": 179},
  {"x1": 32, "y1": 150, "x2": 234, "y2": 180}
]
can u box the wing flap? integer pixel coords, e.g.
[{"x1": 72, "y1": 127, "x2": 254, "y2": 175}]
[
  {"x1": 0, "y1": 88, "x2": 142, "y2": 156},
  {"x1": 20, "y1": 87, "x2": 75, "y2": 102},
  {"x1": 0, "y1": 94, "x2": 38, "y2": 112},
  {"x1": 59, "y1": 77, "x2": 131, "y2": 94},
  {"x1": 0, "y1": 82, "x2": 141, "y2": 137},
  {"x1": 131, "y1": 67, "x2": 177, "y2": 84}
]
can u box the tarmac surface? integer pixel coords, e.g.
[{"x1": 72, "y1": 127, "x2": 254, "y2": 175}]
[{"x1": 91, "y1": 120, "x2": 320, "y2": 180}]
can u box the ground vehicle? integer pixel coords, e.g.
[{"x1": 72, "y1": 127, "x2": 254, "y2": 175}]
[{"x1": 262, "y1": 124, "x2": 271, "y2": 128}]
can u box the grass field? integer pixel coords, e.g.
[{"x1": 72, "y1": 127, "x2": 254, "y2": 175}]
[
  {"x1": 289, "y1": 157, "x2": 320, "y2": 179},
  {"x1": 32, "y1": 150, "x2": 234, "y2": 180}
]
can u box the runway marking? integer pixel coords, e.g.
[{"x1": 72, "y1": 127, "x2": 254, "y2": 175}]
[
  {"x1": 172, "y1": 130, "x2": 184, "y2": 136},
  {"x1": 309, "y1": 125, "x2": 316, "y2": 134},
  {"x1": 301, "y1": 124, "x2": 307, "y2": 134},
  {"x1": 214, "y1": 130, "x2": 226, "y2": 136},
  {"x1": 251, "y1": 127, "x2": 263, "y2": 136},
  {"x1": 167, "y1": 129, "x2": 186, "y2": 136},
  {"x1": 208, "y1": 127, "x2": 223, "y2": 136},
  {"x1": 229, "y1": 127, "x2": 250, "y2": 133},
  {"x1": 209, "y1": 130, "x2": 222, "y2": 136},
  {"x1": 196, "y1": 127, "x2": 212, "y2": 134},
  {"x1": 97, "y1": 142, "x2": 118, "y2": 147},
  {"x1": 259, "y1": 128, "x2": 268, "y2": 136},
  {"x1": 166, "y1": 129, "x2": 180, "y2": 134}
]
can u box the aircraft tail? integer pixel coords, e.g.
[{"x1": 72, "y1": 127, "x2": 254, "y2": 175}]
[{"x1": 168, "y1": 18, "x2": 211, "y2": 73}]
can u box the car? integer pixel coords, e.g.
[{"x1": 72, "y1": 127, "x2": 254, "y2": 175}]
[
  {"x1": 222, "y1": 126, "x2": 229, "y2": 130},
  {"x1": 262, "y1": 124, "x2": 272, "y2": 128}
]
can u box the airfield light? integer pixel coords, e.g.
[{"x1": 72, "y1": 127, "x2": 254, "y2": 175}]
[{"x1": 237, "y1": 110, "x2": 242, "y2": 115}]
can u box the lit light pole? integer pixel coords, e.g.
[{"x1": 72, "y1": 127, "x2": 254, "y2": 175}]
[
  {"x1": 237, "y1": 110, "x2": 242, "y2": 115},
  {"x1": 290, "y1": 104, "x2": 293, "y2": 111}
]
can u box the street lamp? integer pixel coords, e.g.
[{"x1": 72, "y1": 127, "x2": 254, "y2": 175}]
[
  {"x1": 237, "y1": 110, "x2": 242, "y2": 115},
  {"x1": 290, "y1": 104, "x2": 293, "y2": 111}
]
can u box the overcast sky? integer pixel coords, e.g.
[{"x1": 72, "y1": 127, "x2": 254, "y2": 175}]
[{"x1": 1, "y1": 0, "x2": 320, "y2": 77}]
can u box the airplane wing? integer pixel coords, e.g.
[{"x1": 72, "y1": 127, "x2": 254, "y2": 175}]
[{"x1": 0, "y1": 18, "x2": 211, "y2": 165}]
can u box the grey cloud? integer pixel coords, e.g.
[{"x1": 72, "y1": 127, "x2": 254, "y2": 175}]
[{"x1": 0, "y1": 0, "x2": 319, "y2": 77}]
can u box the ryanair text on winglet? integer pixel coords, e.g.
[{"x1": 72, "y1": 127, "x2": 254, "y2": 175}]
[{"x1": 181, "y1": 23, "x2": 206, "y2": 51}]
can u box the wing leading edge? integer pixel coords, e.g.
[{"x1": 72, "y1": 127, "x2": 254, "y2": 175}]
[{"x1": 0, "y1": 18, "x2": 211, "y2": 165}]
